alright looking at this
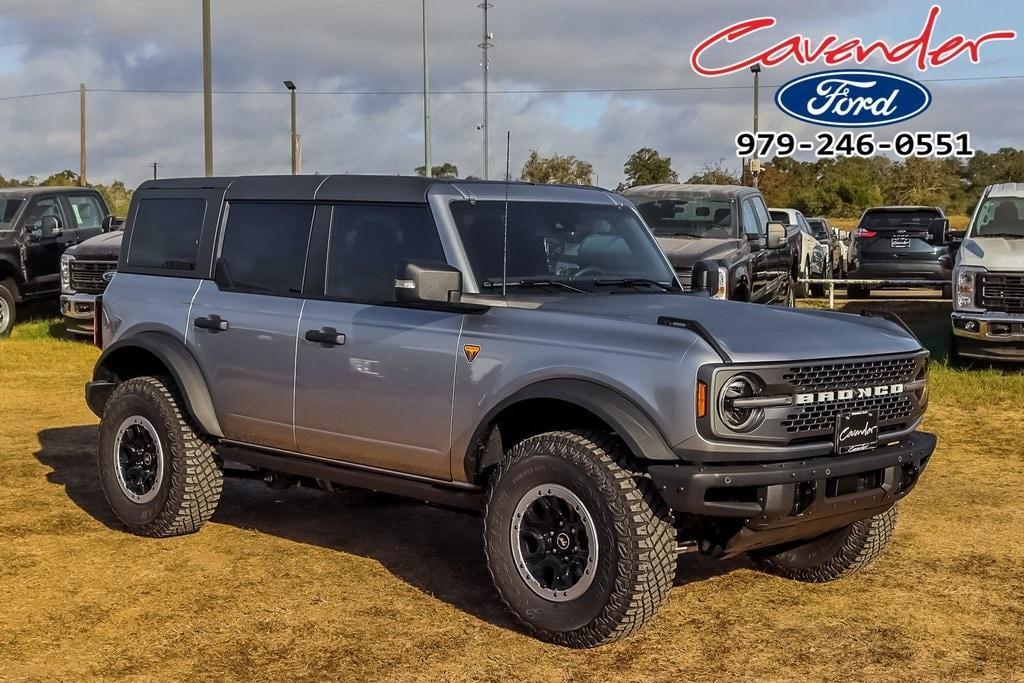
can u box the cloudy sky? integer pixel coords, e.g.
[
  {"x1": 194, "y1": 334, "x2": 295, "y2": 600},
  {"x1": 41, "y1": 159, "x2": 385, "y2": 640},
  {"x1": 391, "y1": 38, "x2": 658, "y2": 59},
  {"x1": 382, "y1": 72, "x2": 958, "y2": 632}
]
[{"x1": 0, "y1": 0, "x2": 1020, "y2": 188}]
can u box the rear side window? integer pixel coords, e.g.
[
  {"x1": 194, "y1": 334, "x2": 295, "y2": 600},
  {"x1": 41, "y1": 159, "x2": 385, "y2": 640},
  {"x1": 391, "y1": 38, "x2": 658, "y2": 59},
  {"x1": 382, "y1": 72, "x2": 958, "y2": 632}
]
[
  {"x1": 217, "y1": 202, "x2": 314, "y2": 296},
  {"x1": 326, "y1": 204, "x2": 444, "y2": 304},
  {"x1": 128, "y1": 198, "x2": 207, "y2": 271}
]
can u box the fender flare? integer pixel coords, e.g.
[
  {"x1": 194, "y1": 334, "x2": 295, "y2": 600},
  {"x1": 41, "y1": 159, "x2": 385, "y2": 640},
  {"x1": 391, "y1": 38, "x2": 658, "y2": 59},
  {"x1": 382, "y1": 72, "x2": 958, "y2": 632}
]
[
  {"x1": 466, "y1": 378, "x2": 678, "y2": 480},
  {"x1": 91, "y1": 331, "x2": 224, "y2": 437}
]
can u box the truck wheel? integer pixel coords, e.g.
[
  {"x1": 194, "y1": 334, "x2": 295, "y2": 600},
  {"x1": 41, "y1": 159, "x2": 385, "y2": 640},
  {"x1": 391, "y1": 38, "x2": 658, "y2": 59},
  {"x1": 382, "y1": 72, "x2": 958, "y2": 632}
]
[
  {"x1": 751, "y1": 507, "x2": 897, "y2": 583},
  {"x1": 97, "y1": 376, "x2": 223, "y2": 537},
  {"x1": 0, "y1": 279, "x2": 16, "y2": 337},
  {"x1": 483, "y1": 430, "x2": 676, "y2": 647}
]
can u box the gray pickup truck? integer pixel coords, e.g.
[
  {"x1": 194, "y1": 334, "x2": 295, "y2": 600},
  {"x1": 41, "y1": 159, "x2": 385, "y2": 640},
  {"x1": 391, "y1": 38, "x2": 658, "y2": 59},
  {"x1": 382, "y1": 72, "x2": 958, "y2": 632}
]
[
  {"x1": 952, "y1": 183, "x2": 1024, "y2": 361},
  {"x1": 85, "y1": 176, "x2": 936, "y2": 647}
]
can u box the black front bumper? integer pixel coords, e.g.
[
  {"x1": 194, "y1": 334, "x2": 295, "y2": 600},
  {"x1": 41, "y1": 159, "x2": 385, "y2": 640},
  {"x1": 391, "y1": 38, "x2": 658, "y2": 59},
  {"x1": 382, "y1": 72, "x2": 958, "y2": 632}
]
[{"x1": 649, "y1": 431, "x2": 936, "y2": 556}]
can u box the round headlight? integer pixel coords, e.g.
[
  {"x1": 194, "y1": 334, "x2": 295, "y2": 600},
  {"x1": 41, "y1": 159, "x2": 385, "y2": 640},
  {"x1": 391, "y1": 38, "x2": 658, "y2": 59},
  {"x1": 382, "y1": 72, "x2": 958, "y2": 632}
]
[{"x1": 718, "y1": 374, "x2": 764, "y2": 432}]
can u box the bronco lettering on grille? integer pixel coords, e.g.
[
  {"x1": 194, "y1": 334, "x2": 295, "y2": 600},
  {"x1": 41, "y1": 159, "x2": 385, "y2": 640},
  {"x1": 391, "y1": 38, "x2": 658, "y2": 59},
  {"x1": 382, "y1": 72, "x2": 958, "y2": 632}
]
[{"x1": 795, "y1": 384, "x2": 904, "y2": 405}]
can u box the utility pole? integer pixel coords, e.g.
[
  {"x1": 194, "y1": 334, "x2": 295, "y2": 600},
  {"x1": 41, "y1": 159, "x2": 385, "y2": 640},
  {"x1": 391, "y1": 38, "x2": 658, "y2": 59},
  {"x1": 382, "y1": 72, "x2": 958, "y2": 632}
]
[
  {"x1": 421, "y1": 0, "x2": 431, "y2": 177},
  {"x1": 478, "y1": 0, "x2": 492, "y2": 179},
  {"x1": 79, "y1": 83, "x2": 86, "y2": 186},
  {"x1": 149, "y1": 162, "x2": 160, "y2": 180},
  {"x1": 284, "y1": 81, "x2": 298, "y2": 174},
  {"x1": 202, "y1": 0, "x2": 214, "y2": 176},
  {"x1": 750, "y1": 63, "x2": 761, "y2": 189}
]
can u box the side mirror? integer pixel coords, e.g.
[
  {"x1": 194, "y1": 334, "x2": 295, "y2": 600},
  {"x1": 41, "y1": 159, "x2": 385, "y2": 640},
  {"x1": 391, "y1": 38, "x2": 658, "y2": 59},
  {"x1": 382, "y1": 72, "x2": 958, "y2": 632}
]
[
  {"x1": 395, "y1": 261, "x2": 467, "y2": 307},
  {"x1": 766, "y1": 221, "x2": 786, "y2": 249},
  {"x1": 948, "y1": 231, "x2": 965, "y2": 254},
  {"x1": 929, "y1": 217, "x2": 950, "y2": 245},
  {"x1": 40, "y1": 215, "x2": 62, "y2": 240},
  {"x1": 102, "y1": 215, "x2": 117, "y2": 232},
  {"x1": 691, "y1": 259, "x2": 724, "y2": 297}
]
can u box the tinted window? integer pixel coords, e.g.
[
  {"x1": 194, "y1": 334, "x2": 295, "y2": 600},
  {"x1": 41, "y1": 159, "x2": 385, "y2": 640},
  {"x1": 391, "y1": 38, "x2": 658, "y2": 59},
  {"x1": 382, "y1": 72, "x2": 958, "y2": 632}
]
[
  {"x1": 24, "y1": 197, "x2": 65, "y2": 230},
  {"x1": 128, "y1": 198, "x2": 208, "y2": 271},
  {"x1": 218, "y1": 202, "x2": 314, "y2": 295},
  {"x1": 326, "y1": 204, "x2": 444, "y2": 303},
  {"x1": 450, "y1": 200, "x2": 674, "y2": 288},
  {"x1": 769, "y1": 210, "x2": 790, "y2": 225},
  {"x1": 806, "y1": 219, "x2": 829, "y2": 239},
  {"x1": 635, "y1": 198, "x2": 734, "y2": 238},
  {"x1": 0, "y1": 198, "x2": 23, "y2": 228},
  {"x1": 750, "y1": 196, "x2": 771, "y2": 235},
  {"x1": 860, "y1": 209, "x2": 941, "y2": 229},
  {"x1": 67, "y1": 194, "x2": 105, "y2": 229}
]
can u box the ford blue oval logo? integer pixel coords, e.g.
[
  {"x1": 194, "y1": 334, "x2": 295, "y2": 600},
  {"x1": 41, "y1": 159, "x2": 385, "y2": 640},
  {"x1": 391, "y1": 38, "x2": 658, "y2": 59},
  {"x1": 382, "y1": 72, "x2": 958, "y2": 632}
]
[
  {"x1": 775, "y1": 69, "x2": 931, "y2": 128},
  {"x1": 102, "y1": 270, "x2": 115, "y2": 283}
]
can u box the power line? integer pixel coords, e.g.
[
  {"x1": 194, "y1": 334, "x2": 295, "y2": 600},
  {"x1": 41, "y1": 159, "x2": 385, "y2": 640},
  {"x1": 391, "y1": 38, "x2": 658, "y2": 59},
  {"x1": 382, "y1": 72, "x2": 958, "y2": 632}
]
[{"x1": 2, "y1": 73, "x2": 1023, "y2": 103}]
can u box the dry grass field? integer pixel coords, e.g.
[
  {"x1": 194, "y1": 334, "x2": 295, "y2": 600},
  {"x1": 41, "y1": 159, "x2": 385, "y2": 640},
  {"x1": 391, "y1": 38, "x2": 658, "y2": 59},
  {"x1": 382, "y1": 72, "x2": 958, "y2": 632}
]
[
  {"x1": 829, "y1": 215, "x2": 970, "y2": 232},
  {"x1": 1, "y1": 315, "x2": 1022, "y2": 682}
]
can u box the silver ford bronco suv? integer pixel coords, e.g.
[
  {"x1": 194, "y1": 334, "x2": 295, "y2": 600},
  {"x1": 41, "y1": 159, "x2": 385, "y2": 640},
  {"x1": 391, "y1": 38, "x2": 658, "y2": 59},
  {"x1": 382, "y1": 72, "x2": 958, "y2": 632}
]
[{"x1": 86, "y1": 176, "x2": 936, "y2": 647}]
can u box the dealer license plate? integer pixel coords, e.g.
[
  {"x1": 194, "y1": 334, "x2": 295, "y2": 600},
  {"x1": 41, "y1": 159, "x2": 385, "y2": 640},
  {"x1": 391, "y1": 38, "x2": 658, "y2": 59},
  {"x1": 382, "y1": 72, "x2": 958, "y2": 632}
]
[
  {"x1": 891, "y1": 237, "x2": 911, "y2": 248},
  {"x1": 836, "y1": 410, "x2": 879, "y2": 454}
]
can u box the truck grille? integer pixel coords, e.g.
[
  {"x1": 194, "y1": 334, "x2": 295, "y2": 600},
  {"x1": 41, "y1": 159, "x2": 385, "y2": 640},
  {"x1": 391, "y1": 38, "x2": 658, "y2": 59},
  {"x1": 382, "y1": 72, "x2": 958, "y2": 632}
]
[
  {"x1": 782, "y1": 356, "x2": 919, "y2": 392},
  {"x1": 69, "y1": 260, "x2": 116, "y2": 295},
  {"x1": 675, "y1": 268, "x2": 692, "y2": 291},
  {"x1": 978, "y1": 272, "x2": 1024, "y2": 313}
]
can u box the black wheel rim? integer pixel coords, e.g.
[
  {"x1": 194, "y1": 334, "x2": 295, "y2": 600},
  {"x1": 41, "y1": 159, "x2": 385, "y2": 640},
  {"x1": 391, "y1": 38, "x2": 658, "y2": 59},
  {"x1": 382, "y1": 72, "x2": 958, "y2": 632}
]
[
  {"x1": 510, "y1": 484, "x2": 598, "y2": 602},
  {"x1": 113, "y1": 416, "x2": 163, "y2": 504}
]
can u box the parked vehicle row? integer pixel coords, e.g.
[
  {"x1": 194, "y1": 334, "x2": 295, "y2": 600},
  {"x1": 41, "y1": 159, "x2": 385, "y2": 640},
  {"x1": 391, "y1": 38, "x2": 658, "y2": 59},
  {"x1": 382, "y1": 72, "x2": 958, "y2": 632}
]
[
  {"x1": 84, "y1": 175, "x2": 936, "y2": 647},
  {"x1": 0, "y1": 186, "x2": 118, "y2": 336}
]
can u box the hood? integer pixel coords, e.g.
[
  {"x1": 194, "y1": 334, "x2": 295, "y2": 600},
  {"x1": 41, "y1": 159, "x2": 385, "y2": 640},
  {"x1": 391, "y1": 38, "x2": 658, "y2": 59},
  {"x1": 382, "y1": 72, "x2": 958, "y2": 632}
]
[
  {"x1": 535, "y1": 294, "x2": 922, "y2": 363},
  {"x1": 655, "y1": 237, "x2": 742, "y2": 269},
  {"x1": 957, "y1": 237, "x2": 1024, "y2": 271},
  {"x1": 66, "y1": 230, "x2": 123, "y2": 260}
]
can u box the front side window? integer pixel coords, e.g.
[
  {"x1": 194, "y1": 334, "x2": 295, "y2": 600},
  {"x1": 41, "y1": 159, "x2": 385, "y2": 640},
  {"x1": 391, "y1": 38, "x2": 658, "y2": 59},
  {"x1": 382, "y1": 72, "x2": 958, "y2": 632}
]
[
  {"x1": 23, "y1": 197, "x2": 65, "y2": 231},
  {"x1": 634, "y1": 197, "x2": 734, "y2": 239},
  {"x1": 971, "y1": 198, "x2": 1024, "y2": 238},
  {"x1": 67, "y1": 195, "x2": 105, "y2": 229},
  {"x1": 450, "y1": 200, "x2": 674, "y2": 289},
  {"x1": 128, "y1": 198, "x2": 207, "y2": 271},
  {"x1": 326, "y1": 204, "x2": 445, "y2": 303},
  {"x1": 741, "y1": 200, "x2": 759, "y2": 237},
  {"x1": 218, "y1": 202, "x2": 314, "y2": 296}
]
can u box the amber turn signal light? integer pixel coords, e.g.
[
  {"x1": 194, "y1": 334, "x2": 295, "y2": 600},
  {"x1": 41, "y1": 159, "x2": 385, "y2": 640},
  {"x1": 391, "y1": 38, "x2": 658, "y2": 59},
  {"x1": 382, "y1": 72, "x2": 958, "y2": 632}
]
[{"x1": 696, "y1": 381, "x2": 707, "y2": 418}]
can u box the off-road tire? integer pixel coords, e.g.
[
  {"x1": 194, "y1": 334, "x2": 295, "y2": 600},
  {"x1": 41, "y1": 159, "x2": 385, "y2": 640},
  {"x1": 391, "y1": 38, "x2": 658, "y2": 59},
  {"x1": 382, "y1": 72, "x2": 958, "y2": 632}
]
[
  {"x1": 97, "y1": 376, "x2": 223, "y2": 537},
  {"x1": 752, "y1": 506, "x2": 897, "y2": 583},
  {"x1": 0, "y1": 278, "x2": 17, "y2": 337},
  {"x1": 483, "y1": 430, "x2": 676, "y2": 648}
]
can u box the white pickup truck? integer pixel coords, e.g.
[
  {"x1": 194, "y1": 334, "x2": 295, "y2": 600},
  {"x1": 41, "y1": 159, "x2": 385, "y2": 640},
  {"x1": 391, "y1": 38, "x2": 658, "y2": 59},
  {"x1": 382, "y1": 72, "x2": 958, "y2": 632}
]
[{"x1": 951, "y1": 183, "x2": 1024, "y2": 362}]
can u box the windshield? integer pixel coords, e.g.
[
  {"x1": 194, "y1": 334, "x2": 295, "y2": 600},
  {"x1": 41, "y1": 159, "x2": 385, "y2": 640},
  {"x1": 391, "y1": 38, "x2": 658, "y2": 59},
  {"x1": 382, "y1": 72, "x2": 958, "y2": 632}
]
[
  {"x1": 634, "y1": 198, "x2": 734, "y2": 238},
  {"x1": 0, "y1": 198, "x2": 23, "y2": 229},
  {"x1": 971, "y1": 198, "x2": 1024, "y2": 238},
  {"x1": 807, "y1": 219, "x2": 829, "y2": 240},
  {"x1": 860, "y1": 210, "x2": 940, "y2": 230},
  {"x1": 450, "y1": 200, "x2": 675, "y2": 290}
]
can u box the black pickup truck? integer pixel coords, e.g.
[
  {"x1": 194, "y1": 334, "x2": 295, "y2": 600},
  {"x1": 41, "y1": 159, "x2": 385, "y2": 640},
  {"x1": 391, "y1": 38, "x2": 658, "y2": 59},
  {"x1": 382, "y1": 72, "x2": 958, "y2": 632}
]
[
  {"x1": 0, "y1": 186, "x2": 115, "y2": 335},
  {"x1": 622, "y1": 184, "x2": 797, "y2": 305}
]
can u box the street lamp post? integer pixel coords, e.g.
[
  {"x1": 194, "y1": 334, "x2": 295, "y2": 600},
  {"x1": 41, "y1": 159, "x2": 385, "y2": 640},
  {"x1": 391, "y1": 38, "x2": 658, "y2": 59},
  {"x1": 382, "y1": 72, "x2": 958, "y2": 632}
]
[
  {"x1": 421, "y1": 0, "x2": 431, "y2": 178},
  {"x1": 284, "y1": 80, "x2": 298, "y2": 175},
  {"x1": 750, "y1": 63, "x2": 761, "y2": 189}
]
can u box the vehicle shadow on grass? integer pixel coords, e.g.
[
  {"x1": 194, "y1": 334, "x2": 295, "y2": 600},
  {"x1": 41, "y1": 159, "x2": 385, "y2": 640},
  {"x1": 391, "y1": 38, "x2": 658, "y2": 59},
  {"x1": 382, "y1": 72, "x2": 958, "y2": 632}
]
[{"x1": 36, "y1": 425, "x2": 742, "y2": 632}]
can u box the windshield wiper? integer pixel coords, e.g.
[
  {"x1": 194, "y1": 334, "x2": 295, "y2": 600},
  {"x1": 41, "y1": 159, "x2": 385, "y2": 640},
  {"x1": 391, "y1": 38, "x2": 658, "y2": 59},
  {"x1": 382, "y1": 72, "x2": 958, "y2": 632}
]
[
  {"x1": 482, "y1": 278, "x2": 590, "y2": 294},
  {"x1": 593, "y1": 278, "x2": 676, "y2": 292}
]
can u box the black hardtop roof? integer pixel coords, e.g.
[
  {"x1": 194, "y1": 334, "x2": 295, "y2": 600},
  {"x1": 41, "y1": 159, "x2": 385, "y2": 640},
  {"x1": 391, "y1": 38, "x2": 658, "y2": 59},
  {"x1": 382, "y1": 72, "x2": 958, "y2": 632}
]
[
  {"x1": 621, "y1": 183, "x2": 757, "y2": 201},
  {"x1": 863, "y1": 206, "x2": 943, "y2": 212},
  {"x1": 0, "y1": 185, "x2": 102, "y2": 198},
  {"x1": 136, "y1": 174, "x2": 613, "y2": 204}
]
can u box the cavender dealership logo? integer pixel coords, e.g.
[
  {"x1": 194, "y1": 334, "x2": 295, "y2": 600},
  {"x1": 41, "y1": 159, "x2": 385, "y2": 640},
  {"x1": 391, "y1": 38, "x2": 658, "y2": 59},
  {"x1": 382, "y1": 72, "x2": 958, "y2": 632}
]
[
  {"x1": 796, "y1": 384, "x2": 904, "y2": 405},
  {"x1": 775, "y1": 70, "x2": 931, "y2": 128}
]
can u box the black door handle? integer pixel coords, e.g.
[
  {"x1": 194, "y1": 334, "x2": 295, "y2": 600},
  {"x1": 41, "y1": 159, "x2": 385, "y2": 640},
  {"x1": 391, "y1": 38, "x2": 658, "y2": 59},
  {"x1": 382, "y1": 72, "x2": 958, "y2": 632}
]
[
  {"x1": 194, "y1": 315, "x2": 229, "y2": 331},
  {"x1": 305, "y1": 327, "x2": 346, "y2": 346}
]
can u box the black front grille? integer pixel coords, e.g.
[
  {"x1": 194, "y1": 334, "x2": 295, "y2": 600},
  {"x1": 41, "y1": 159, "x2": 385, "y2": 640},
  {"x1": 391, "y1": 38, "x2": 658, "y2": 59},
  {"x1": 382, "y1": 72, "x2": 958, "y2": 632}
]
[
  {"x1": 69, "y1": 260, "x2": 116, "y2": 295},
  {"x1": 782, "y1": 356, "x2": 919, "y2": 392},
  {"x1": 978, "y1": 272, "x2": 1024, "y2": 313}
]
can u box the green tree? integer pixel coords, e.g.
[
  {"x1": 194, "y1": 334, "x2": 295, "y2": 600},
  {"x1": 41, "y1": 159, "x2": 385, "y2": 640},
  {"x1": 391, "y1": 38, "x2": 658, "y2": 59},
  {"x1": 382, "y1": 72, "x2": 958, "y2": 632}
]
[
  {"x1": 621, "y1": 147, "x2": 678, "y2": 188},
  {"x1": 685, "y1": 160, "x2": 740, "y2": 186},
  {"x1": 92, "y1": 180, "x2": 133, "y2": 216},
  {"x1": 40, "y1": 170, "x2": 80, "y2": 186},
  {"x1": 415, "y1": 162, "x2": 459, "y2": 179},
  {"x1": 520, "y1": 150, "x2": 593, "y2": 185}
]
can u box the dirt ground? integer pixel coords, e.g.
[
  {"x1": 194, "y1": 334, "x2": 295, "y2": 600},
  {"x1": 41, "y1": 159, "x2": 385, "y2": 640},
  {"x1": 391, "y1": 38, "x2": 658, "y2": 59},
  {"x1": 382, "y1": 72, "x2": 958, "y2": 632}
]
[{"x1": 1, "y1": 319, "x2": 1022, "y2": 682}]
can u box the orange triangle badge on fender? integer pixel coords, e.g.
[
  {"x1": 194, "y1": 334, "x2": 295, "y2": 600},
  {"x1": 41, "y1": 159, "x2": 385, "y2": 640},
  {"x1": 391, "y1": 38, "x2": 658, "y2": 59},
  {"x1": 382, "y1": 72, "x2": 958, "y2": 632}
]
[{"x1": 463, "y1": 344, "x2": 481, "y2": 362}]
